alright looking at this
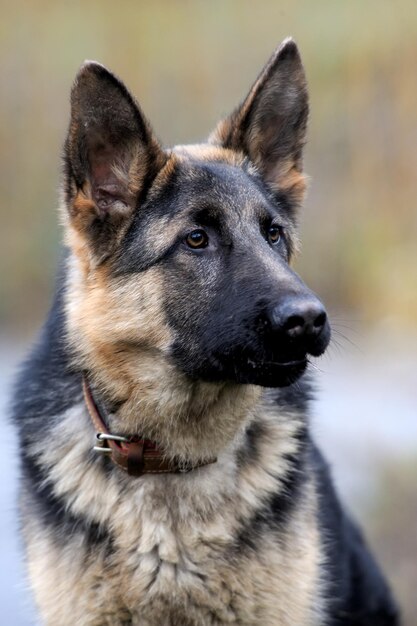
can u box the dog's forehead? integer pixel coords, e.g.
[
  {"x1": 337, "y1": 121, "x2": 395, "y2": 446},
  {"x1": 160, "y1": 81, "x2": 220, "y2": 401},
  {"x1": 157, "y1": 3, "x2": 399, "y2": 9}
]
[{"x1": 169, "y1": 144, "x2": 271, "y2": 217}]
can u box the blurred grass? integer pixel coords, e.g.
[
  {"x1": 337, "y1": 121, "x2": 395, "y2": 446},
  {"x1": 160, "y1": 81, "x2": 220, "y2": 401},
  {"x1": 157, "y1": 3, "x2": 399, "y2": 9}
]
[{"x1": 1, "y1": 0, "x2": 416, "y2": 331}]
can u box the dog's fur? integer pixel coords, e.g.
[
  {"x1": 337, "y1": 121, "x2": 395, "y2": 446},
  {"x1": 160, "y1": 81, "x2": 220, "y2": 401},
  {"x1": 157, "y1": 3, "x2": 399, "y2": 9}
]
[{"x1": 13, "y1": 39, "x2": 399, "y2": 625}]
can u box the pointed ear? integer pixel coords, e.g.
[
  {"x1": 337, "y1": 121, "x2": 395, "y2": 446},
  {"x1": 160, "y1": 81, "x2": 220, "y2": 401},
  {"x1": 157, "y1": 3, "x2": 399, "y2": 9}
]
[
  {"x1": 64, "y1": 61, "x2": 166, "y2": 263},
  {"x1": 210, "y1": 39, "x2": 308, "y2": 208}
]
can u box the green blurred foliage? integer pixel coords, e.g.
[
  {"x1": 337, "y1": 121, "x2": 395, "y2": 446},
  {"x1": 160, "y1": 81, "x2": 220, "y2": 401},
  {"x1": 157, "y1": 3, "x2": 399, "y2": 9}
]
[{"x1": 1, "y1": 0, "x2": 416, "y2": 331}]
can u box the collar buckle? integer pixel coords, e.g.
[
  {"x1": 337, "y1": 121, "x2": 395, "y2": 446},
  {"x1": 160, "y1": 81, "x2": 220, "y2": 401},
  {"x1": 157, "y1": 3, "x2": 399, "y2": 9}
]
[{"x1": 83, "y1": 375, "x2": 217, "y2": 476}]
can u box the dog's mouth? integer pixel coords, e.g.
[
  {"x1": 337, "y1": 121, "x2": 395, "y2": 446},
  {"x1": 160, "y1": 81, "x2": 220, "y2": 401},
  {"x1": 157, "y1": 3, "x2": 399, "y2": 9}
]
[
  {"x1": 188, "y1": 351, "x2": 309, "y2": 388},
  {"x1": 231, "y1": 355, "x2": 308, "y2": 387}
]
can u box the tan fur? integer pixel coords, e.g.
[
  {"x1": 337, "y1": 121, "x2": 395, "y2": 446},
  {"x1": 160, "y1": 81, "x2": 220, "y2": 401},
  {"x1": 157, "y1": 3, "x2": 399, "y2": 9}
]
[
  {"x1": 268, "y1": 160, "x2": 308, "y2": 210},
  {"x1": 174, "y1": 143, "x2": 246, "y2": 167},
  {"x1": 24, "y1": 400, "x2": 325, "y2": 625},
  {"x1": 65, "y1": 247, "x2": 262, "y2": 464}
]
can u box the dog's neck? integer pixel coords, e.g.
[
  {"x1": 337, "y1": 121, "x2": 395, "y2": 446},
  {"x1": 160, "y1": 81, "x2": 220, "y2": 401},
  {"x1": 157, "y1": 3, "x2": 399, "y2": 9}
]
[
  {"x1": 76, "y1": 348, "x2": 262, "y2": 464},
  {"x1": 64, "y1": 256, "x2": 262, "y2": 463}
]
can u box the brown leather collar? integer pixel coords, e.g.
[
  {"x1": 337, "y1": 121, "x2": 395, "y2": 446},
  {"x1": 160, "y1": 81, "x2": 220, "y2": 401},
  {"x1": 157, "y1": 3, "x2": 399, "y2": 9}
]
[{"x1": 82, "y1": 376, "x2": 217, "y2": 477}]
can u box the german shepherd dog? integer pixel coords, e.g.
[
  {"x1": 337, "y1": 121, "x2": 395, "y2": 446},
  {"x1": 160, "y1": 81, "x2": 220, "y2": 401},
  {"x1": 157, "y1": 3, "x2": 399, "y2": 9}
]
[{"x1": 13, "y1": 39, "x2": 398, "y2": 625}]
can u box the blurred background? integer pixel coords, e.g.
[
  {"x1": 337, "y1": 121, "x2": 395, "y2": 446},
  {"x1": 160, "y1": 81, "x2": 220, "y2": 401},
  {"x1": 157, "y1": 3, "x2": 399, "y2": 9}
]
[{"x1": 1, "y1": 0, "x2": 416, "y2": 623}]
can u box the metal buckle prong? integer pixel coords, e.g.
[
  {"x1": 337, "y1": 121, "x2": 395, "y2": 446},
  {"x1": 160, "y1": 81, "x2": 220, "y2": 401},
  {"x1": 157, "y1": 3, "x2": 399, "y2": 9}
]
[
  {"x1": 93, "y1": 445, "x2": 112, "y2": 454},
  {"x1": 96, "y1": 432, "x2": 130, "y2": 443}
]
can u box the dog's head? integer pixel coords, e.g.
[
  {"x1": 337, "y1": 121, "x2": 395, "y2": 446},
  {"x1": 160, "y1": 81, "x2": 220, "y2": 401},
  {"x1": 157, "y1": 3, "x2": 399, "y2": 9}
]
[{"x1": 63, "y1": 39, "x2": 330, "y2": 402}]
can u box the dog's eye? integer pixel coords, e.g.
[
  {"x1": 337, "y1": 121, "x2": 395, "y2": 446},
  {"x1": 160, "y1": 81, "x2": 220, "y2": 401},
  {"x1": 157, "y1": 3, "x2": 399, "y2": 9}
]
[
  {"x1": 185, "y1": 229, "x2": 209, "y2": 249},
  {"x1": 268, "y1": 225, "x2": 282, "y2": 245}
]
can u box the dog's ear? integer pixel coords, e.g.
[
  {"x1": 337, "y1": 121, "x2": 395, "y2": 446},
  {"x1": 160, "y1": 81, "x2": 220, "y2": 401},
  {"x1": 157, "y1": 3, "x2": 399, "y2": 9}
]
[
  {"x1": 64, "y1": 61, "x2": 166, "y2": 263},
  {"x1": 210, "y1": 39, "x2": 308, "y2": 209}
]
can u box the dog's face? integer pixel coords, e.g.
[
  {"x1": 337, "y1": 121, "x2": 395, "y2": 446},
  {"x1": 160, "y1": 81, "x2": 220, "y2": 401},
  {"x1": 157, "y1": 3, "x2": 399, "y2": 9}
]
[{"x1": 63, "y1": 39, "x2": 330, "y2": 393}]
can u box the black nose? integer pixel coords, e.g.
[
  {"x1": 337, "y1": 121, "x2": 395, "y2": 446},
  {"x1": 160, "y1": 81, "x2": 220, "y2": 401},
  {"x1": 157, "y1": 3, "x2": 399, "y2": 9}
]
[{"x1": 270, "y1": 296, "x2": 328, "y2": 341}]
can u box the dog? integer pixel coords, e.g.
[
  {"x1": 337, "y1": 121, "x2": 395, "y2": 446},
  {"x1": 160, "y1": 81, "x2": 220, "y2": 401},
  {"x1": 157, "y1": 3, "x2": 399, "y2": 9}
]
[{"x1": 12, "y1": 38, "x2": 399, "y2": 625}]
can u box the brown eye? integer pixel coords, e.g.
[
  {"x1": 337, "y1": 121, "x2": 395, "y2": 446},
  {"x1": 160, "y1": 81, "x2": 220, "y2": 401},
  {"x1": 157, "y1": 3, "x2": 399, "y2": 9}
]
[
  {"x1": 268, "y1": 225, "x2": 282, "y2": 245},
  {"x1": 185, "y1": 229, "x2": 209, "y2": 249}
]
